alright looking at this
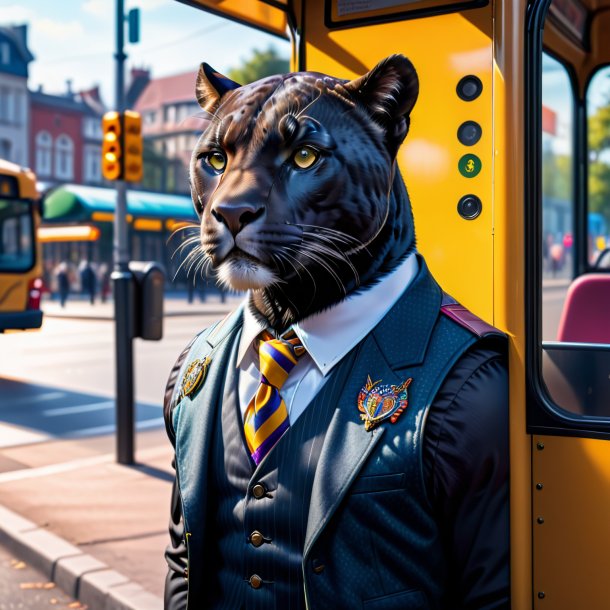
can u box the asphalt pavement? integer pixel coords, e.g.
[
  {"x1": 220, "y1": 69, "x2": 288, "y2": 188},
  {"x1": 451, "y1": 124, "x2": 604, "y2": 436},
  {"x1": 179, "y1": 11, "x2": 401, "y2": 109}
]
[{"x1": 0, "y1": 541, "x2": 82, "y2": 609}]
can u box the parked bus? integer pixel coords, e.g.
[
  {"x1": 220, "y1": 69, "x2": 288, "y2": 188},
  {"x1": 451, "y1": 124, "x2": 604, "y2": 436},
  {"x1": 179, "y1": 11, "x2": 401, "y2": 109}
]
[
  {"x1": 0, "y1": 160, "x2": 43, "y2": 332},
  {"x1": 174, "y1": 0, "x2": 610, "y2": 607}
]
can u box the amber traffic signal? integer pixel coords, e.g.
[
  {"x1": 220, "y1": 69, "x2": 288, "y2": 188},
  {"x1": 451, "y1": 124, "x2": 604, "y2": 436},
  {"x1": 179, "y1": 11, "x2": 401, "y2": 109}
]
[
  {"x1": 102, "y1": 111, "x2": 122, "y2": 181},
  {"x1": 101, "y1": 110, "x2": 143, "y2": 182},
  {"x1": 123, "y1": 110, "x2": 143, "y2": 183}
]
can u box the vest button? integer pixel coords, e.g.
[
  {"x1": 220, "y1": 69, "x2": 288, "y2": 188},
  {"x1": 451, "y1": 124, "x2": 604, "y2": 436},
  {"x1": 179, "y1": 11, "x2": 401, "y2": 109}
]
[
  {"x1": 249, "y1": 574, "x2": 263, "y2": 589},
  {"x1": 252, "y1": 483, "x2": 267, "y2": 499},
  {"x1": 250, "y1": 530, "x2": 265, "y2": 547},
  {"x1": 312, "y1": 559, "x2": 325, "y2": 574}
]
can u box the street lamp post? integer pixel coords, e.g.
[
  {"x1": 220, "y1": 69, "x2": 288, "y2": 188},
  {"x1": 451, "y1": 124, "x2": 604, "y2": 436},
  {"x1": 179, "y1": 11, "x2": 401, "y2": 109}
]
[{"x1": 112, "y1": 0, "x2": 135, "y2": 465}]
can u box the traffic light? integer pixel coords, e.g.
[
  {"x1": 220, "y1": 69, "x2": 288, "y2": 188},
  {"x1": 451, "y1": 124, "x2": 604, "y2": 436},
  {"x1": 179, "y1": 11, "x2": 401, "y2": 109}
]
[
  {"x1": 101, "y1": 110, "x2": 143, "y2": 183},
  {"x1": 123, "y1": 110, "x2": 143, "y2": 183},
  {"x1": 102, "y1": 111, "x2": 122, "y2": 181}
]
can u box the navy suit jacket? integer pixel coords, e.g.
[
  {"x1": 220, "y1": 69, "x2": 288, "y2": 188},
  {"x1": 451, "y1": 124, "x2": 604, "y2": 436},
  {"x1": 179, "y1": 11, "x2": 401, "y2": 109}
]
[{"x1": 163, "y1": 258, "x2": 509, "y2": 609}]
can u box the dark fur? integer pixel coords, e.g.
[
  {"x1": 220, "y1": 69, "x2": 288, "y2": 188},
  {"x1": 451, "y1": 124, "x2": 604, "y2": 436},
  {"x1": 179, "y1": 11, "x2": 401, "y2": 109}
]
[{"x1": 190, "y1": 55, "x2": 419, "y2": 330}]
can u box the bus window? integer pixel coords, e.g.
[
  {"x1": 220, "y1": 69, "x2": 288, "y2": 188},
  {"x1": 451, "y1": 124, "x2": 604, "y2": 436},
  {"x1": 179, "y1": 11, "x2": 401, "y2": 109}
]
[
  {"x1": 529, "y1": 0, "x2": 610, "y2": 425},
  {"x1": 587, "y1": 68, "x2": 610, "y2": 267},
  {"x1": 541, "y1": 53, "x2": 574, "y2": 341},
  {"x1": 0, "y1": 198, "x2": 34, "y2": 273}
]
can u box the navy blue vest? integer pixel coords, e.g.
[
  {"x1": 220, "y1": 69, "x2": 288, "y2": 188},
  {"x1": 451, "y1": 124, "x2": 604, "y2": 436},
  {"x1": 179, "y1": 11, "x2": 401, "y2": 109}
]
[
  {"x1": 203, "y1": 335, "x2": 357, "y2": 609},
  {"x1": 171, "y1": 258, "x2": 500, "y2": 609}
]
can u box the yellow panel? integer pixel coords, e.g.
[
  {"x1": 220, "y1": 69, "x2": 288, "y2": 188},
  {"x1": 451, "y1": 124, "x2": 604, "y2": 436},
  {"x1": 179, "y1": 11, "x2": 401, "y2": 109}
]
[
  {"x1": 533, "y1": 435, "x2": 610, "y2": 609},
  {"x1": 304, "y1": 5, "x2": 494, "y2": 322},
  {"x1": 134, "y1": 218, "x2": 163, "y2": 232},
  {"x1": 0, "y1": 160, "x2": 37, "y2": 200},
  {"x1": 91, "y1": 211, "x2": 114, "y2": 222},
  {"x1": 183, "y1": 0, "x2": 288, "y2": 39}
]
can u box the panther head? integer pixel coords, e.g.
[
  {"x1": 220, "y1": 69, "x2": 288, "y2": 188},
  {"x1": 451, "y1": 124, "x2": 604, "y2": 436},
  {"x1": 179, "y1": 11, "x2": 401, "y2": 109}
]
[{"x1": 190, "y1": 55, "x2": 419, "y2": 329}]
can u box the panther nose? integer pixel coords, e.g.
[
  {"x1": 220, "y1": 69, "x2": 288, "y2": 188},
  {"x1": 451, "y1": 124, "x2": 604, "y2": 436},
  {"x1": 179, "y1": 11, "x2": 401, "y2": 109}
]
[{"x1": 211, "y1": 202, "x2": 265, "y2": 235}]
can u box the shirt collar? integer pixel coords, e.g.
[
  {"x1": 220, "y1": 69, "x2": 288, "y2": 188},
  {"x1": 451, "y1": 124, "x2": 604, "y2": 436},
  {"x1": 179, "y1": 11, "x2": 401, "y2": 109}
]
[{"x1": 237, "y1": 252, "x2": 419, "y2": 374}]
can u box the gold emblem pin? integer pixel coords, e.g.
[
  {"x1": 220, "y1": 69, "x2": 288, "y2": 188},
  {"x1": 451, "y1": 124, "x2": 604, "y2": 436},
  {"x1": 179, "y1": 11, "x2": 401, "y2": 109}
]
[{"x1": 180, "y1": 356, "x2": 211, "y2": 400}]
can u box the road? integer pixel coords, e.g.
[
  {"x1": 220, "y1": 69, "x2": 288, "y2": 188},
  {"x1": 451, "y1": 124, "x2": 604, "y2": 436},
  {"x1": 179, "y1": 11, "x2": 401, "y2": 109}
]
[
  {"x1": 0, "y1": 305, "x2": 235, "y2": 454},
  {"x1": 0, "y1": 542, "x2": 81, "y2": 609}
]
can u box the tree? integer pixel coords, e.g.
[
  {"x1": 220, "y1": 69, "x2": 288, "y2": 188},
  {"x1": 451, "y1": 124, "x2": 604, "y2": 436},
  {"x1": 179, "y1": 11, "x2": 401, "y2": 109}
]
[
  {"x1": 542, "y1": 148, "x2": 571, "y2": 201},
  {"x1": 588, "y1": 96, "x2": 610, "y2": 226},
  {"x1": 226, "y1": 46, "x2": 289, "y2": 85}
]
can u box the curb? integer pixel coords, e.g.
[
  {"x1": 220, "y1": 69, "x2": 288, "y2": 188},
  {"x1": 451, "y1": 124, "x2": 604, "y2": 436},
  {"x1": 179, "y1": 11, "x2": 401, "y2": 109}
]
[{"x1": 0, "y1": 504, "x2": 163, "y2": 610}]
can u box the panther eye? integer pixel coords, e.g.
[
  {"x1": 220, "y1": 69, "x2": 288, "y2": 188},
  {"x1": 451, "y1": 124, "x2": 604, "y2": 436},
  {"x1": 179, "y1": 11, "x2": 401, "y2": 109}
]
[
  {"x1": 292, "y1": 146, "x2": 319, "y2": 170},
  {"x1": 202, "y1": 151, "x2": 226, "y2": 173}
]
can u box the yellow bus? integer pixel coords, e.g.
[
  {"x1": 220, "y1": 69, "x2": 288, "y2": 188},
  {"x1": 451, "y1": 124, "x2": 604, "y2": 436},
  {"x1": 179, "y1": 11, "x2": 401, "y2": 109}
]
[
  {"x1": 175, "y1": 0, "x2": 610, "y2": 607},
  {"x1": 0, "y1": 159, "x2": 43, "y2": 332}
]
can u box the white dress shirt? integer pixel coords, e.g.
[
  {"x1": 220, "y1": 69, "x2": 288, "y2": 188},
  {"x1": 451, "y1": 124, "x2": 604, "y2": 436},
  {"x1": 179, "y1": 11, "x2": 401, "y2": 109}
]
[{"x1": 236, "y1": 253, "x2": 419, "y2": 421}]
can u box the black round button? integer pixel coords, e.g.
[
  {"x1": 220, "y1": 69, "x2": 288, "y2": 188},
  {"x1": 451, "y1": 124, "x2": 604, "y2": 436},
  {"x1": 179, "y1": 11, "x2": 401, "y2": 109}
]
[
  {"x1": 252, "y1": 483, "x2": 266, "y2": 499},
  {"x1": 457, "y1": 121, "x2": 482, "y2": 146},
  {"x1": 249, "y1": 574, "x2": 263, "y2": 589},
  {"x1": 457, "y1": 75, "x2": 483, "y2": 101},
  {"x1": 457, "y1": 195, "x2": 482, "y2": 220}
]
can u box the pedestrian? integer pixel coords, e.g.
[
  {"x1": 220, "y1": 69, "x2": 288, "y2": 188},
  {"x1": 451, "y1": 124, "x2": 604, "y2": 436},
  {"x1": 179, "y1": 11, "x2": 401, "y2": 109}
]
[
  {"x1": 187, "y1": 280, "x2": 205, "y2": 303},
  {"x1": 99, "y1": 264, "x2": 111, "y2": 303},
  {"x1": 550, "y1": 243, "x2": 564, "y2": 277},
  {"x1": 55, "y1": 262, "x2": 70, "y2": 308},
  {"x1": 79, "y1": 260, "x2": 97, "y2": 305}
]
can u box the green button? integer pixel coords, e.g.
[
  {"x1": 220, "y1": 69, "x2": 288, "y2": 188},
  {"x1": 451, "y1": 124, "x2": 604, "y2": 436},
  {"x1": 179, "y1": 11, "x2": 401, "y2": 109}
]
[{"x1": 458, "y1": 154, "x2": 482, "y2": 178}]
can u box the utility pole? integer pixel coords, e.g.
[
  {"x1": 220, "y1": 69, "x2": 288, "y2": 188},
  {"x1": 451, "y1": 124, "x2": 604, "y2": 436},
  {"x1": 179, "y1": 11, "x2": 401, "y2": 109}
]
[{"x1": 112, "y1": 0, "x2": 134, "y2": 465}]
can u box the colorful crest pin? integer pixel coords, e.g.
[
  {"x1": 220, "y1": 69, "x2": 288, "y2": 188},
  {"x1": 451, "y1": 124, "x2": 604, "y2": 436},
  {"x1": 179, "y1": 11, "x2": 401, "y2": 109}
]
[
  {"x1": 357, "y1": 375, "x2": 412, "y2": 431},
  {"x1": 180, "y1": 356, "x2": 211, "y2": 400}
]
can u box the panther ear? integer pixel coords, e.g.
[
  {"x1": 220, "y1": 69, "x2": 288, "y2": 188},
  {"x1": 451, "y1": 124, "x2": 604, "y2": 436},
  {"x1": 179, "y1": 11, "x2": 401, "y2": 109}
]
[
  {"x1": 344, "y1": 54, "x2": 419, "y2": 150},
  {"x1": 195, "y1": 63, "x2": 241, "y2": 112}
]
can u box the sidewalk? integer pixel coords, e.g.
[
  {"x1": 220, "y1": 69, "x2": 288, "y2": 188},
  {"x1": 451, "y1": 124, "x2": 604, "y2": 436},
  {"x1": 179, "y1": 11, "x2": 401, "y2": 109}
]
[
  {"x1": 0, "y1": 432, "x2": 174, "y2": 610},
  {"x1": 42, "y1": 291, "x2": 243, "y2": 320}
]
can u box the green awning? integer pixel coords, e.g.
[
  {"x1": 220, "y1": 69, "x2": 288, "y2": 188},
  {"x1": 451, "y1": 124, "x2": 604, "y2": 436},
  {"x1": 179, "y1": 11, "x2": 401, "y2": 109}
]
[{"x1": 43, "y1": 184, "x2": 198, "y2": 223}]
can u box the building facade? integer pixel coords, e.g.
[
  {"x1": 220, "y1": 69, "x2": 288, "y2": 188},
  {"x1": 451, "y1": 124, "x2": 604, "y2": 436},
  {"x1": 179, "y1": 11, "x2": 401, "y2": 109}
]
[
  {"x1": 134, "y1": 70, "x2": 200, "y2": 195},
  {"x1": 0, "y1": 25, "x2": 33, "y2": 167},
  {"x1": 30, "y1": 84, "x2": 105, "y2": 188}
]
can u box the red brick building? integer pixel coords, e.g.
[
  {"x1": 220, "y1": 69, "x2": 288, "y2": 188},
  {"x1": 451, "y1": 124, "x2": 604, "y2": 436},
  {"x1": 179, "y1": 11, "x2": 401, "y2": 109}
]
[{"x1": 29, "y1": 84, "x2": 105, "y2": 188}]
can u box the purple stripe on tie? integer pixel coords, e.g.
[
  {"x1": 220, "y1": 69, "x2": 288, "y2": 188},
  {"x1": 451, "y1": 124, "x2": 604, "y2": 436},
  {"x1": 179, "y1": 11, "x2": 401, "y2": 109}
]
[
  {"x1": 251, "y1": 418, "x2": 289, "y2": 465},
  {"x1": 253, "y1": 390, "x2": 281, "y2": 426},
  {"x1": 261, "y1": 343, "x2": 295, "y2": 374}
]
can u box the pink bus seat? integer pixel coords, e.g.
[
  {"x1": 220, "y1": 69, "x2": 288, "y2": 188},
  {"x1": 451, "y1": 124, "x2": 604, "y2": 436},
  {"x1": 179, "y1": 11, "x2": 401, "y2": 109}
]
[{"x1": 557, "y1": 273, "x2": 610, "y2": 343}]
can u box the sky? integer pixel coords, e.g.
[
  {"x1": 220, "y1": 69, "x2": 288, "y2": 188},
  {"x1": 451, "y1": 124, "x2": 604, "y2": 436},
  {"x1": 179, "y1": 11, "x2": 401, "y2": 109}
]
[
  {"x1": 1, "y1": 0, "x2": 290, "y2": 107},
  {"x1": 542, "y1": 53, "x2": 610, "y2": 155}
]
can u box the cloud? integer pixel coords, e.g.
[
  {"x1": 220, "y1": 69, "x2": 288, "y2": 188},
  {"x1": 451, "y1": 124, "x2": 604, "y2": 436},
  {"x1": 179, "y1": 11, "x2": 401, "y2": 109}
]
[
  {"x1": 0, "y1": 4, "x2": 35, "y2": 23},
  {"x1": 82, "y1": 0, "x2": 111, "y2": 18},
  {"x1": 129, "y1": 0, "x2": 168, "y2": 10},
  {"x1": 34, "y1": 18, "x2": 85, "y2": 42}
]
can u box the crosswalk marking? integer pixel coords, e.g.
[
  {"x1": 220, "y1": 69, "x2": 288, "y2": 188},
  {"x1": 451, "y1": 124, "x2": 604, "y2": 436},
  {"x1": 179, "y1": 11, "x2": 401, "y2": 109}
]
[{"x1": 43, "y1": 400, "x2": 115, "y2": 417}]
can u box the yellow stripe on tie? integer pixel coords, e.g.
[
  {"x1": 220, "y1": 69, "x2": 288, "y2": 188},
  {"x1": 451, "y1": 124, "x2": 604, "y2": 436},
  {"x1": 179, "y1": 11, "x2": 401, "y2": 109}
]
[{"x1": 250, "y1": 403, "x2": 289, "y2": 447}]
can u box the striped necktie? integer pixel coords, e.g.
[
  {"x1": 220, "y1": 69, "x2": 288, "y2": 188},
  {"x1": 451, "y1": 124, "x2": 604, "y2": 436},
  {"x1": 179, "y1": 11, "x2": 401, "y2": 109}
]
[{"x1": 243, "y1": 329, "x2": 306, "y2": 465}]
